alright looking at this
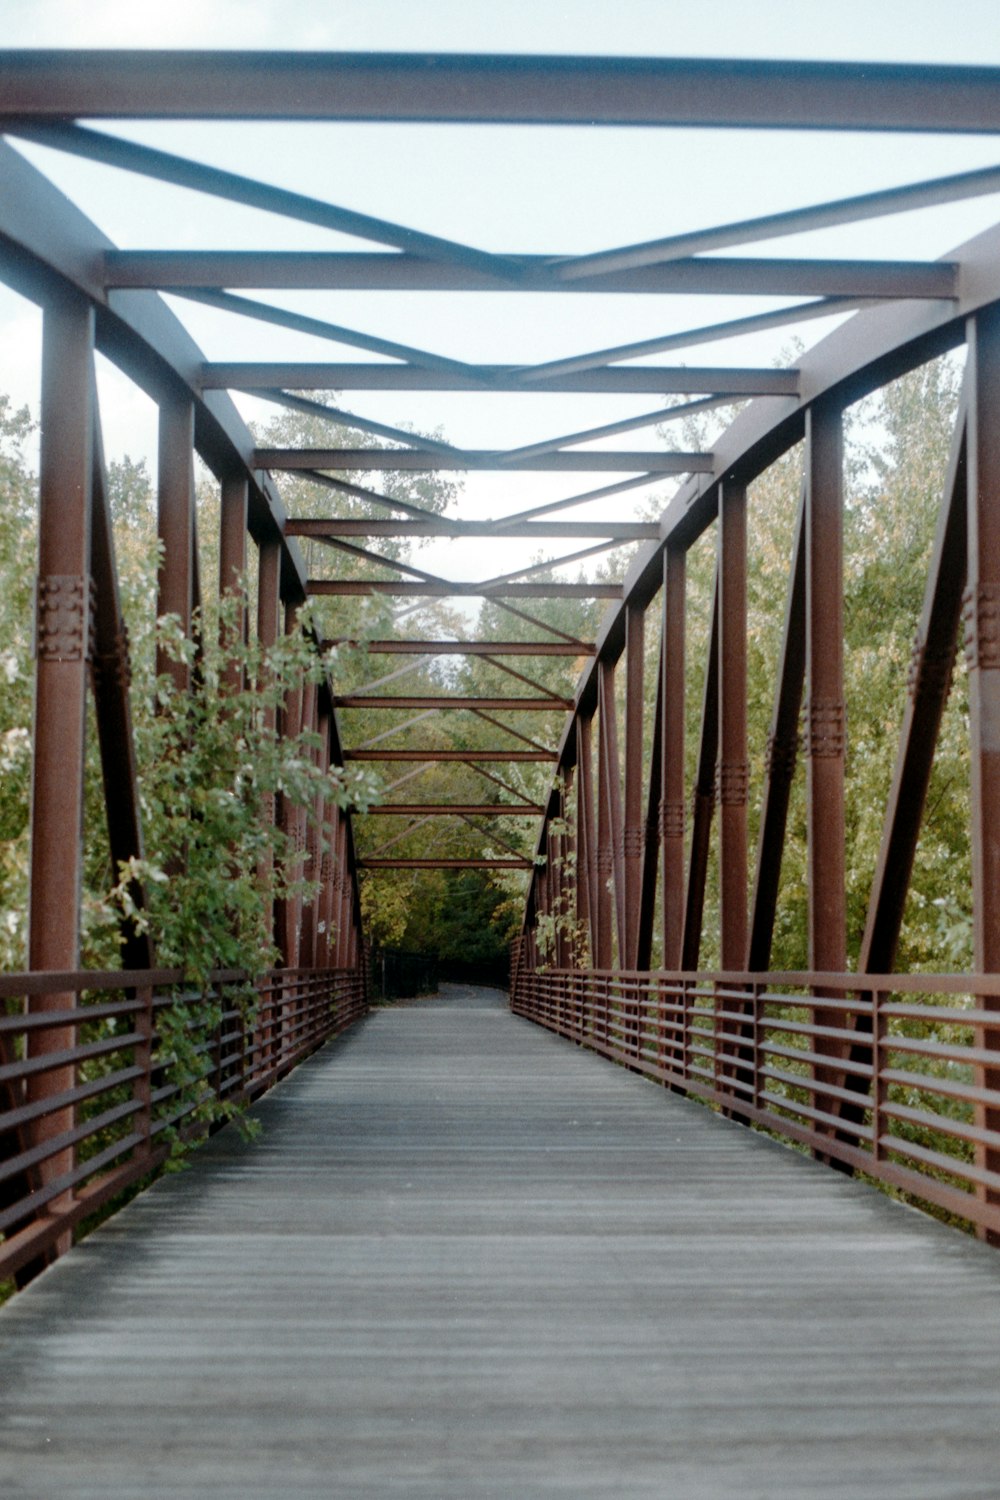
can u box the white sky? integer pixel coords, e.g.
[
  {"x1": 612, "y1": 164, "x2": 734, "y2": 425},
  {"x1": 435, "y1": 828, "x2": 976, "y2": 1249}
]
[{"x1": 2, "y1": 0, "x2": 1000, "y2": 583}]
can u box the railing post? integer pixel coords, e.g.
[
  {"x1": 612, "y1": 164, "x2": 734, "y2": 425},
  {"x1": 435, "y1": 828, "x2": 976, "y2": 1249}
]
[{"x1": 870, "y1": 987, "x2": 886, "y2": 1166}]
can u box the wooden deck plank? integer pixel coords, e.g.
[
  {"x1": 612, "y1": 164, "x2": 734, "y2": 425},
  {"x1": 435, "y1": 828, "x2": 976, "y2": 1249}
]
[{"x1": 3, "y1": 985, "x2": 1000, "y2": 1498}]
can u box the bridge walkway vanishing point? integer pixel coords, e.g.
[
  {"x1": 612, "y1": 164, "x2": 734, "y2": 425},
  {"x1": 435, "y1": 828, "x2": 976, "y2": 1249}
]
[{"x1": 3, "y1": 986, "x2": 1000, "y2": 1500}]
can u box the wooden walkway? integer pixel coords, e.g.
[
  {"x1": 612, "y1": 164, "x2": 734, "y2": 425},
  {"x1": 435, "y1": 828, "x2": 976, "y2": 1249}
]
[{"x1": 4, "y1": 987, "x2": 1000, "y2": 1498}]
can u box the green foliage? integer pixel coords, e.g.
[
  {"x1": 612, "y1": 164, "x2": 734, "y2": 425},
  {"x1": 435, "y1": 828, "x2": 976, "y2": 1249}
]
[
  {"x1": 0, "y1": 396, "x2": 36, "y2": 969},
  {"x1": 102, "y1": 596, "x2": 378, "y2": 983}
]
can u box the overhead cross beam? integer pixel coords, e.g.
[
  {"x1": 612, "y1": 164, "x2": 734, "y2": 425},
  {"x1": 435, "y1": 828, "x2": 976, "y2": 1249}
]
[
  {"x1": 202, "y1": 363, "x2": 801, "y2": 395},
  {"x1": 102, "y1": 249, "x2": 958, "y2": 300},
  {"x1": 4, "y1": 52, "x2": 1000, "y2": 132},
  {"x1": 258, "y1": 447, "x2": 711, "y2": 473}
]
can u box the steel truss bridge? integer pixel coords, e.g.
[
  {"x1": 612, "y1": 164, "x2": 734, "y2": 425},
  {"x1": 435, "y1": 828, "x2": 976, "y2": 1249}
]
[{"x1": 4, "y1": 48, "x2": 1000, "y2": 1495}]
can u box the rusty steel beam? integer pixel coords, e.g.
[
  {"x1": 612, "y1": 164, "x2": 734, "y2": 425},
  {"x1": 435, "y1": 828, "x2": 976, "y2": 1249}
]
[
  {"x1": 660, "y1": 547, "x2": 686, "y2": 970},
  {"x1": 291, "y1": 519, "x2": 657, "y2": 539},
  {"x1": 804, "y1": 399, "x2": 847, "y2": 976},
  {"x1": 8, "y1": 121, "x2": 519, "y2": 283},
  {"x1": 0, "y1": 141, "x2": 307, "y2": 594},
  {"x1": 344, "y1": 749, "x2": 557, "y2": 762},
  {"x1": 596, "y1": 661, "x2": 625, "y2": 968},
  {"x1": 202, "y1": 362, "x2": 800, "y2": 396},
  {"x1": 90, "y1": 409, "x2": 152, "y2": 971},
  {"x1": 519, "y1": 299, "x2": 860, "y2": 383},
  {"x1": 335, "y1": 696, "x2": 570, "y2": 711},
  {"x1": 308, "y1": 580, "x2": 622, "y2": 599},
  {"x1": 219, "y1": 474, "x2": 248, "y2": 695},
  {"x1": 718, "y1": 481, "x2": 749, "y2": 970},
  {"x1": 804, "y1": 398, "x2": 848, "y2": 1148},
  {"x1": 366, "y1": 804, "x2": 543, "y2": 816},
  {"x1": 575, "y1": 714, "x2": 598, "y2": 963},
  {"x1": 747, "y1": 493, "x2": 807, "y2": 971},
  {"x1": 25, "y1": 289, "x2": 94, "y2": 1263},
  {"x1": 360, "y1": 858, "x2": 532, "y2": 869},
  {"x1": 155, "y1": 394, "x2": 196, "y2": 692},
  {"x1": 859, "y1": 399, "x2": 968, "y2": 974},
  {"x1": 622, "y1": 604, "x2": 646, "y2": 969},
  {"x1": 555, "y1": 163, "x2": 1000, "y2": 281},
  {"x1": 636, "y1": 614, "x2": 663, "y2": 973},
  {"x1": 967, "y1": 305, "x2": 1000, "y2": 1239},
  {"x1": 103, "y1": 248, "x2": 957, "y2": 299},
  {"x1": 325, "y1": 638, "x2": 595, "y2": 656},
  {"x1": 258, "y1": 447, "x2": 710, "y2": 474},
  {"x1": 680, "y1": 571, "x2": 719, "y2": 973},
  {"x1": 4, "y1": 53, "x2": 1000, "y2": 132}
]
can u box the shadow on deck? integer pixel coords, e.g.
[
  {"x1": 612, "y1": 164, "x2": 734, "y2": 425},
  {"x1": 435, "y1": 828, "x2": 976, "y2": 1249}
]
[{"x1": 3, "y1": 984, "x2": 1000, "y2": 1498}]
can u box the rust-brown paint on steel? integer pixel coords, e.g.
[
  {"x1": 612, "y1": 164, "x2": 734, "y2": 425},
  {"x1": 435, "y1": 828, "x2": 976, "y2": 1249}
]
[
  {"x1": 26, "y1": 290, "x2": 94, "y2": 1260},
  {"x1": 859, "y1": 398, "x2": 968, "y2": 975},
  {"x1": 661, "y1": 547, "x2": 686, "y2": 969},
  {"x1": 102, "y1": 248, "x2": 957, "y2": 299},
  {"x1": 328, "y1": 639, "x2": 596, "y2": 655},
  {"x1": 90, "y1": 411, "x2": 152, "y2": 970},
  {"x1": 155, "y1": 393, "x2": 195, "y2": 692},
  {"x1": 257, "y1": 447, "x2": 710, "y2": 474},
  {"x1": 292, "y1": 519, "x2": 658, "y2": 539},
  {"x1": 635, "y1": 621, "x2": 663, "y2": 973},
  {"x1": 599, "y1": 660, "x2": 626, "y2": 966},
  {"x1": 622, "y1": 604, "x2": 645, "y2": 969},
  {"x1": 360, "y1": 858, "x2": 533, "y2": 869},
  {"x1": 334, "y1": 696, "x2": 571, "y2": 711},
  {"x1": 967, "y1": 306, "x2": 1000, "y2": 1239},
  {"x1": 218, "y1": 474, "x2": 248, "y2": 694},
  {"x1": 804, "y1": 401, "x2": 847, "y2": 975},
  {"x1": 307, "y1": 581, "x2": 622, "y2": 599},
  {"x1": 747, "y1": 492, "x2": 807, "y2": 971},
  {"x1": 718, "y1": 481, "x2": 749, "y2": 970},
  {"x1": 576, "y1": 713, "x2": 598, "y2": 962},
  {"x1": 680, "y1": 569, "x2": 719, "y2": 973},
  {"x1": 368, "y1": 804, "x2": 543, "y2": 816},
  {"x1": 203, "y1": 362, "x2": 801, "y2": 395},
  {"x1": 4, "y1": 52, "x2": 1000, "y2": 133},
  {"x1": 804, "y1": 400, "x2": 848, "y2": 1141}
]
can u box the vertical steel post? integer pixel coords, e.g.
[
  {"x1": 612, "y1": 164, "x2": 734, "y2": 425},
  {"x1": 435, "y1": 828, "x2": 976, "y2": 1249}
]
[
  {"x1": 256, "y1": 538, "x2": 281, "y2": 951},
  {"x1": 279, "y1": 600, "x2": 304, "y2": 970},
  {"x1": 805, "y1": 400, "x2": 847, "y2": 975},
  {"x1": 966, "y1": 307, "x2": 1000, "y2": 1239},
  {"x1": 661, "y1": 546, "x2": 686, "y2": 969},
  {"x1": 681, "y1": 570, "x2": 719, "y2": 973},
  {"x1": 718, "y1": 481, "x2": 749, "y2": 970},
  {"x1": 576, "y1": 712, "x2": 597, "y2": 966},
  {"x1": 218, "y1": 474, "x2": 247, "y2": 694},
  {"x1": 747, "y1": 494, "x2": 806, "y2": 970},
  {"x1": 26, "y1": 288, "x2": 94, "y2": 1254},
  {"x1": 623, "y1": 603, "x2": 645, "y2": 969},
  {"x1": 805, "y1": 399, "x2": 847, "y2": 1141},
  {"x1": 156, "y1": 394, "x2": 195, "y2": 693},
  {"x1": 90, "y1": 408, "x2": 152, "y2": 970},
  {"x1": 597, "y1": 661, "x2": 624, "y2": 968}
]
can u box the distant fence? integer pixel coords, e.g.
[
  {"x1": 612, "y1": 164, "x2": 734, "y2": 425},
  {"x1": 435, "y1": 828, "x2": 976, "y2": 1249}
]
[
  {"x1": 0, "y1": 963, "x2": 367, "y2": 1285},
  {"x1": 369, "y1": 948, "x2": 438, "y2": 1001},
  {"x1": 438, "y1": 957, "x2": 510, "y2": 991},
  {"x1": 368, "y1": 951, "x2": 510, "y2": 1000}
]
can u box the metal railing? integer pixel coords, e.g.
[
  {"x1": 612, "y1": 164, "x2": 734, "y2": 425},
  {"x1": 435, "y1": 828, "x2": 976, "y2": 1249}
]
[
  {"x1": 0, "y1": 964, "x2": 368, "y2": 1283},
  {"x1": 511, "y1": 965, "x2": 1000, "y2": 1238}
]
